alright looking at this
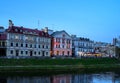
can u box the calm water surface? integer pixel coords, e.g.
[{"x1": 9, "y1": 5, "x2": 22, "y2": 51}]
[{"x1": 0, "y1": 72, "x2": 120, "y2": 83}]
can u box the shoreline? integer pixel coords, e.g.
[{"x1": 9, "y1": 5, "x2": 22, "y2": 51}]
[{"x1": 0, "y1": 57, "x2": 120, "y2": 74}]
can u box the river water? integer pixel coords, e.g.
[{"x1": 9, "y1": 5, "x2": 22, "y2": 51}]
[{"x1": 0, "y1": 71, "x2": 120, "y2": 83}]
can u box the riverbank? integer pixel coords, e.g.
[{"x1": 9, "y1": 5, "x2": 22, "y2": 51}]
[{"x1": 0, "y1": 58, "x2": 120, "y2": 72}]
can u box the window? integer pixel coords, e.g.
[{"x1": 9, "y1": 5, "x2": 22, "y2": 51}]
[
  {"x1": 38, "y1": 52, "x2": 40, "y2": 55},
  {"x1": 11, "y1": 50, "x2": 13, "y2": 54},
  {"x1": 39, "y1": 45, "x2": 40, "y2": 48},
  {"x1": 67, "y1": 51, "x2": 70, "y2": 55},
  {"x1": 15, "y1": 29, "x2": 18, "y2": 32},
  {"x1": 34, "y1": 45, "x2": 36, "y2": 48},
  {"x1": 26, "y1": 44, "x2": 28, "y2": 47},
  {"x1": 46, "y1": 52, "x2": 48, "y2": 55},
  {"x1": 42, "y1": 45, "x2": 44, "y2": 48},
  {"x1": 30, "y1": 44, "x2": 32, "y2": 48},
  {"x1": 16, "y1": 43, "x2": 18, "y2": 47},
  {"x1": 34, "y1": 51, "x2": 36, "y2": 55},
  {"x1": 21, "y1": 44, "x2": 23, "y2": 47},
  {"x1": 56, "y1": 38, "x2": 60, "y2": 43},
  {"x1": 2, "y1": 42, "x2": 5, "y2": 47},
  {"x1": 67, "y1": 39, "x2": 70, "y2": 44},
  {"x1": 62, "y1": 39, "x2": 65, "y2": 43},
  {"x1": 21, "y1": 51, "x2": 23, "y2": 54},
  {"x1": 11, "y1": 43, "x2": 13, "y2": 46},
  {"x1": 62, "y1": 45, "x2": 64, "y2": 48},
  {"x1": 58, "y1": 45, "x2": 60, "y2": 48},
  {"x1": 26, "y1": 51, "x2": 28, "y2": 54},
  {"x1": 46, "y1": 45, "x2": 48, "y2": 49},
  {"x1": 20, "y1": 30, "x2": 22, "y2": 32}
]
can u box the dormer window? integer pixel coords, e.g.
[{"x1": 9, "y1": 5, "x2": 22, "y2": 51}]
[
  {"x1": 20, "y1": 30, "x2": 22, "y2": 32},
  {"x1": 42, "y1": 32, "x2": 44, "y2": 36},
  {"x1": 15, "y1": 29, "x2": 18, "y2": 32},
  {"x1": 63, "y1": 34, "x2": 65, "y2": 37}
]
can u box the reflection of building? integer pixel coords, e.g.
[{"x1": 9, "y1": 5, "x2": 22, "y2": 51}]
[
  {"x1": 71, "y1": 74, "x2": 93, "y2": 83},
  {"x1": 92, "y1": 72, "x2": 116, "y2": 83},
  {"x1": 0, "y1": 20, "x2": 51, "y2": 57},
  {"x1": 51, "y1": 75, "x2": 71, "y2": 83},
  {"x1": 7, "y1": 76, "x2": 51, "y2": 83},
  {"x1": 51, "y1": 30, "x2": 72, "y2": 56},
  {"x1": 0, "y1": 77, "x2": 7, "y2": 83},
  {"x1": 71, "y1": 35, "x2": 94, "y2": 57}
]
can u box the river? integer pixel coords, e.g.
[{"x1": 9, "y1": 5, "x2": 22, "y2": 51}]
[{"x1": 0, "y1": 71, "x2": 120, "y2": 83}]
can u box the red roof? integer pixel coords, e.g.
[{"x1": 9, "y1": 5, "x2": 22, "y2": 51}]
[
  {"x1": 7, "y1": 26, "x2": 51, "y2": 38},
  {"x1": 0, "y1": 33, "x2": 7, "y2": 40}
]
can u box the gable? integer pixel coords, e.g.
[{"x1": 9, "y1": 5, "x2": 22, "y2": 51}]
[{"x1": 52, "y1": 31, "x2": 71, "y2": 39}]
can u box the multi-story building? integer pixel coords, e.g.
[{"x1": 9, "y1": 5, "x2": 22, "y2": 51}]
[
  {"x1": 71, "y1": 35, "x2": 94, "y2": 57},
  {"x1": 51, "y1": 30, "x2": 72, "y2": 56},
  {"x1": 94, "y1": 42, "x2": 115, "y2": 57},
  {"x1": 113, "y1": 37, "x2": 120, "y2": 58},
  {"x1": 0, "y1": 20, "x2": 51, "y2": 57}
]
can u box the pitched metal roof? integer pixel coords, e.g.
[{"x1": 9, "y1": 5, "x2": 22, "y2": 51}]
[{"x1": 7, "y1": 26, "x2": 51, "y2": 38}]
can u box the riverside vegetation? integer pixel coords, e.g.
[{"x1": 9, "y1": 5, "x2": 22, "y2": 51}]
[{"x1": 0, "y1": 57, "x2": 120, "y2": 73}]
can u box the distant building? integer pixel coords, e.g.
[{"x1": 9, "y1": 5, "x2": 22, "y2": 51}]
[
  {"x1": 51, "y1": 30, "x2": 72, "y2": 56},
  {"x1": 113, "y1": 37, "x2": 120, "y2": 58},
  {"x1": 0, "y1": 20, "x2": 51, "y2": 57},
  {"x1": 94, "y1": 42, "x2": 115, "y2": 57},
  {"x1": 113, "y1": 37, "x2": 120, "y2": 47},
  {"x1": 71, "y1": 35, "x2": 94, "y2": 57}
]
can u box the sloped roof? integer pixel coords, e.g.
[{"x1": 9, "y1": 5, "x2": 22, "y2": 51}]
[{"x1": 7, "y1": 26, "x2": 51, "y2": 38}]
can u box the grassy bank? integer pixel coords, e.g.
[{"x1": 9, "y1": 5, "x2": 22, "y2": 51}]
[{"x1": 0, "y1": 58, "x2": 120, "y2": 72}]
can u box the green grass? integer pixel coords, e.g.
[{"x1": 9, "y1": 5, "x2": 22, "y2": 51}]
[
  {"x1": 0, "y1": 58, "x2": 119, "y2": 66},
  {"x1": 0, "y1": 58, "x2": 120, "y2": 71}
]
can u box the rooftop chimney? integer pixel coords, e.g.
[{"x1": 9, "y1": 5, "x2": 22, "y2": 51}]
[{"x1": 9, "y1": 20, "x2": 14, "y2": 27}]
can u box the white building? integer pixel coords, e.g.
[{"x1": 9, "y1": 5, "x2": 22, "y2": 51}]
[
  {"x1": 94, "y1": 42, "x2": 115, "y2": 57},
  {"x1": 72, "y1": 35, "x2": 94, "y2": 57},
  {"x1": 0, "y1": 20, "x2": 51, "y2": 57}
]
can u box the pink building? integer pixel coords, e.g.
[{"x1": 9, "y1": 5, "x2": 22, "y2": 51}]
[{"x1": 51, "y1": 30, "x2": 72, "y2": 56}]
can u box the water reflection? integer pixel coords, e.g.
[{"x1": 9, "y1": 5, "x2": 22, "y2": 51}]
[{"x1": 0, "y1": 72, "x2": 120, "y2": 83}]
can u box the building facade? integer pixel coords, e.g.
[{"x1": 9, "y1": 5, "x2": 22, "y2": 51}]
[
  {"x1": 0, "y1": 20, "x2": 51, "y2": 57},
  {"x1": 72, "y1": 35, "x2": 94, "y2": 57},
  {"x1": 113, "y1": 37, "x2": 120, "y2": 58},
  {"x1": 51, "y1": 30, "x2": 72, "y2": 56},
  {"x1": 94, "y1": 42, "x2": 115, "y2": 57}
]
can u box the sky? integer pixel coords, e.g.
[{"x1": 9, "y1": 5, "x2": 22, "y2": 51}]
[{"x1": 0, "y1": 0, "x2": 120, "y2": 43}]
